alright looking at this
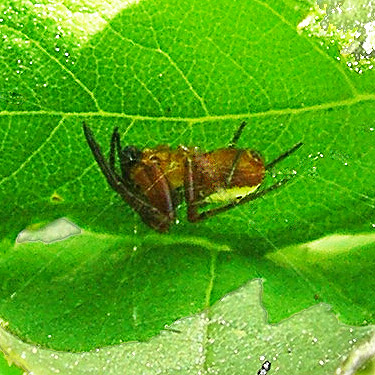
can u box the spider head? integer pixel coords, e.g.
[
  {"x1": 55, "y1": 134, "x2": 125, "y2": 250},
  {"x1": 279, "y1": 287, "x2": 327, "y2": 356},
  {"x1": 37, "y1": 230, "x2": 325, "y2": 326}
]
[
  {"x1": 119, "y1": 146, "x2": 143, "y2": 180},
  {"x1": 250, "y1": 150, "x2": 263, "y2": 162},
  {"x1": 122, "y1": 145, "x2": 142, "y2": 166}
]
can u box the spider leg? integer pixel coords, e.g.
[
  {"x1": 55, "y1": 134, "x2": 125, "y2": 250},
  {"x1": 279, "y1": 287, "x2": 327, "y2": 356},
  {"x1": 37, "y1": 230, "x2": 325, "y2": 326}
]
[
  {"x1": 134, "y1": 161, "x2": 176, "y2": 229},
  {"x1": 117, "y1": 142, "x2": 130, "y2": 181},
  {"x1": 184, "y1": 155, "x2": 200, "y2": 222},
  {"x1": 110, "y1": 127, "x2": 127, "y2": 179},
  {"x1": 109, "y1": 127, "x2": 119, "y2": 172},
  {"x1": 83, "y1": 122, "x2": 174, "y2": 232},
  {"x1": 83, "y1": 123, "x2": 153, "y2": 208},
  {"x1": 83, "y1": 122, "x2": 123, "y2": 194},
  {"x1": 226, "y1": 121, "x2": 247, "y2": 186},
  {"x1": 186, "y1": 172, "x2": 296, "y2": 222},
  {"x1": 266, "y1": 142, "x2": 303, "y2": 170},
  {"x1": 225, "y1": 149, "x2": 244, "y2": 187},
  {"x1": 228, "y1": 121, "x2": 247, "y2": 148}
]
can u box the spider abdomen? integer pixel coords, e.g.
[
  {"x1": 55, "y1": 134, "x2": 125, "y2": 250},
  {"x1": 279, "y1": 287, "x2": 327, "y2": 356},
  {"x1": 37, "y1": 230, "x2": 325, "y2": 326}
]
[{"x1": 192, "y1": 148, "x2": 265, "y2": 200}]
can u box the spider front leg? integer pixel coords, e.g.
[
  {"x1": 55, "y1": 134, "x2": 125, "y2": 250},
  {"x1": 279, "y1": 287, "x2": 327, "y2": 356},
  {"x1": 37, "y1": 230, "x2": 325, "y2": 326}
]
[
  {"x1": 109, "y1": 127, "x2": 119, "y2": 172},
  {"x1": 184, "y1": 154, "x2": 201, "y2": 222},
  {"x1": 83, "y1": 122, "x2": 123, "y2": 194},
  {"x1": 109, "y1": 127, "x2": 131, "y2": 181},
  {"x1": 83, "y1": 123, "x2": 172, "y2": 232},
  {"x1": 111, "y1": 126, "x2": 178, "y2": 231},
  {"x1": 130, "y1": 160, "x2": 177, "y2": 230}
]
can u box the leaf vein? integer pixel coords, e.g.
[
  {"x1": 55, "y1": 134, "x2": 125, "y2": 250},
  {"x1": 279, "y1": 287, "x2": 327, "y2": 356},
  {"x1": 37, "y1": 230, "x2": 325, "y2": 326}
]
[
  {"x1": 205, "y1": 36, "x2": 273, "y2": 107},
  {"x1": 252, "y1": 0, "x2": 359, "y2": 97},
  {"x1": 0, "y1": 24, "x2": 102, "y2": 112},
  {"x1": 0, "y1": 117, "x2": 66, "y2": 188},
  {"x1": 104, "y1": 22, "x2": 210, "y2": 116},
  {"x1": 1, "y1": 94, "x2": 374, "y2": 122}
]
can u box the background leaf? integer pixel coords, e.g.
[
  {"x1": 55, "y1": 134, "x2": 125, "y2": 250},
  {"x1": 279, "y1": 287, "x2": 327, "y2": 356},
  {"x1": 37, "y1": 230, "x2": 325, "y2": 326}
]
[
  {"x1": 1, "y1": 230, "x2": 374, "y2": 353},
  {"x1": 1, "y1": 280, "x2": 374, "y2": 375},
  {"x1": 0, "y1": 0, "x2": 375, "y2": 372}
]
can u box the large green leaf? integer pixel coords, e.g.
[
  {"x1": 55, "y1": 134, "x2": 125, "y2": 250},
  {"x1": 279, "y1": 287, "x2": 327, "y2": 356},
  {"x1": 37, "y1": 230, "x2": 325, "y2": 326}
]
[
  {"x1": 1, "y1": 280, "x2": 374, "y2": 375},
  {"x1": 0, "y1": 0, "x2": 375, "y2": 372},
  {"x1": 1, "y1": 231, "x2": 375, "y2": 354}
]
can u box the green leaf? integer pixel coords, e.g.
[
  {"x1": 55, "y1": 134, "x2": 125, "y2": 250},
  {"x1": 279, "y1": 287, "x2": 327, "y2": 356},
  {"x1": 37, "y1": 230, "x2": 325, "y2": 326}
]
[
  {"x1": 1, "y1": 280, "x2": 374, "y2": 375},
  {"x1": 1, "y1": 230, "x2": 375, "y2": 354},
  {"x1": 0, "y1": 352, "x2": 22, "y2": 375},
  {"x1": 1, "y1": 0, "x2": 375, "y2": 371}
]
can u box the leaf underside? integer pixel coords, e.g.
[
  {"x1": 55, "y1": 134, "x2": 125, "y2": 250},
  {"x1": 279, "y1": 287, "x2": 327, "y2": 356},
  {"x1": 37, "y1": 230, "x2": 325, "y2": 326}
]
[{"x1": 0, "y1": 0, "x2": 374, "y2": 373}]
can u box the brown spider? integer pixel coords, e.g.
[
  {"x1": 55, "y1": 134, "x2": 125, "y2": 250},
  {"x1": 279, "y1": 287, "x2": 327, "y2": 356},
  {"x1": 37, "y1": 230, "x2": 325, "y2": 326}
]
[{"x1": 83, "y1": 122, "x2": 302, "y2": 232}]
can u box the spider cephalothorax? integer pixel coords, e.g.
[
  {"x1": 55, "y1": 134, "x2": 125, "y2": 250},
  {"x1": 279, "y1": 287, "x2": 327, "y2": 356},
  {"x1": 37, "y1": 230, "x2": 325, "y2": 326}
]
[{"x1": 83, "y1": 122, "x2": 302, "y2": 232}]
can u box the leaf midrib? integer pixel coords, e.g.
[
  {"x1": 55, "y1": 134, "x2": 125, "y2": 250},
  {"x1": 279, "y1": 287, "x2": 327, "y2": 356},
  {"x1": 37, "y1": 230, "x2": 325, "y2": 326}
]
[{"x1": 1, "y1": 93, "x2": 374, "y2": 122}]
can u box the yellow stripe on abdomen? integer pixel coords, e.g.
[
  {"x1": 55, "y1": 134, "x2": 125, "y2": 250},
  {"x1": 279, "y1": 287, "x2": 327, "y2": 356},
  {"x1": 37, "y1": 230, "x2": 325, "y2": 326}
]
[{"x1": 204, "y1": 184, "x2": 260, "y2": 204}]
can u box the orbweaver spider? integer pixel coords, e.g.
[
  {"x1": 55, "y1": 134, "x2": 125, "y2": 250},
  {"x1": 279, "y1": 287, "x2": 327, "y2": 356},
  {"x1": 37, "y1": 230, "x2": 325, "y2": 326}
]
[{"x1": 83, "y1": 122, "x2": 302, "y2": 232}]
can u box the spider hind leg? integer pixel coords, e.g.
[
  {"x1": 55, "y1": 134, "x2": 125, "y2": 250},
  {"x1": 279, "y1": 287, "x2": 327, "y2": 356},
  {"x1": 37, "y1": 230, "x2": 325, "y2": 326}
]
[
  {"x1": 186, "y1": 172, "x2": 296, "y2": 222},
  {"x1": 184, "y1": 140, "x2": 302, "y2": 223},
  {"x1": 266, "y1": 142, "x2": 303, "y2": 170}
]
